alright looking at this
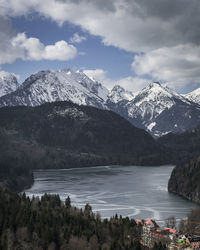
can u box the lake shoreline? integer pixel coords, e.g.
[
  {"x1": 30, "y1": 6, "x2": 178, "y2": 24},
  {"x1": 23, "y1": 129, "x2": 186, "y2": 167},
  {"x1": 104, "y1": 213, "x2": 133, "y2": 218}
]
[{"x1": 26, "y1": 165, "x2": 197, "y2": 222}]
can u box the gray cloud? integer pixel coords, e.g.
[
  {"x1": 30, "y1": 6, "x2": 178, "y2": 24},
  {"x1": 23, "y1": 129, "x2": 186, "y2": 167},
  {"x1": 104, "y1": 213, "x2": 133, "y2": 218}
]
[
  {"x1": 56, "y1": 0, "x2": 116, "y2": 12},
  {"x1": 1, "y1": 0, "x2": 200, "y2": 91},
  {"x1": 132, "y1": 44, "x2": 200, "y2": 91},
  {"x1": 54, "y1": 0, "x2": 200, "y2": 48},
  {"x1": 0, "y1": 17, "x2": 15, "y2": 50},
  {"x1": 2, "y1": 0, "x2": 200, "y2": 50},
  {"x1": 130, "y1": 0, "x2": 191, "y2": 20}
]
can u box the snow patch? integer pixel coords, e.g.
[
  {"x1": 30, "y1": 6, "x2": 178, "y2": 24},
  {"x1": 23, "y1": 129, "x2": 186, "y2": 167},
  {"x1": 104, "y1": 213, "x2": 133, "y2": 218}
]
[
  {"x1": 147, "y1": 122, "x2": 156, "y2": 131},
  {"x1": 108, "y1": 85, "x2": 134, "y2": 103}
]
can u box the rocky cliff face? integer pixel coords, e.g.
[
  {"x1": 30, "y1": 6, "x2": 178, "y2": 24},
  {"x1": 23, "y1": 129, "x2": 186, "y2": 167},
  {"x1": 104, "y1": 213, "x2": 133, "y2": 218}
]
[
  {"x1": 107, "y1": 85, "x2": 134, "y2": 103},
  {"x1": 113, "y1": 82, "x2": 200, "y2": 137},
  {"x1": 168, "y1": 157, "x2": 200, "y2": 203},
  {"x1": 0, "y1": 69, "x2": 108, "y2": 109},
  {"x1": 0, "y1": 71, "x2": 19, "y2": 97}
]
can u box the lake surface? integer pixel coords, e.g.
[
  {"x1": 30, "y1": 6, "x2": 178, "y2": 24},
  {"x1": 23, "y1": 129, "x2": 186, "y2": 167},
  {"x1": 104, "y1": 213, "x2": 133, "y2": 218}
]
[{"x1": 26, "y1": 165, "x2": 198, "y2": 224}]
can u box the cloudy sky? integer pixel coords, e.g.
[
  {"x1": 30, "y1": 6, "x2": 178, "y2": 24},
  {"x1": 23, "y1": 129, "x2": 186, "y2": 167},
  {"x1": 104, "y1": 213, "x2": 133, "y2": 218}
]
[{"x1": 0, "y1": 0, "x2": 200, "y2": 93}]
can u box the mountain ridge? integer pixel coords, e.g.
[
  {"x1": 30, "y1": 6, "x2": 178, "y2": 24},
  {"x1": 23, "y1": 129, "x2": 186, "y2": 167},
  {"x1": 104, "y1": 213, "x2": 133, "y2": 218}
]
[
  {"x1": 1, "y1": 68, "x2": 200, "y2": 137},
  {"x1": 0, "y1": 69, "x2": 108, "y2": 109},
  {"x1": 107, "y1": 81, "x2": 200, "y2": 137}
]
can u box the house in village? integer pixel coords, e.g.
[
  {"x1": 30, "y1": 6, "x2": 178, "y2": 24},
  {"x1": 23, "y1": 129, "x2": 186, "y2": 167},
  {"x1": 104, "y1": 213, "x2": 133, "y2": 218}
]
[
  {"x1": 136, "y1": 218, "x2": 200, "y2": 249},
  {"x1": 136, "y1": 219, "x2": 176, "y2": 248},
  {"x1": 189, "y1": 236, "x2": 200, "y2": 249}
]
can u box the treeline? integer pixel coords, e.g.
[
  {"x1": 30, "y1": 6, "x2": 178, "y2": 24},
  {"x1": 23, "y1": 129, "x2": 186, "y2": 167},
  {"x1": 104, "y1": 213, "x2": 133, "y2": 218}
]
[{"x1": 0, "y1": 190, "x2": 142, "y2": 250}]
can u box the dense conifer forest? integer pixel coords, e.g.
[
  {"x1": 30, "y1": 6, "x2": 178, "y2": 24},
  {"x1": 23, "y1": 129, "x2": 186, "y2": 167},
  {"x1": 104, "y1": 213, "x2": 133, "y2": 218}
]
[
  {"x1": 0, "y1": 190, "x2": 143, "y2": 250},
  {"x1": 159, "y1": 126, "x2": 200, "y2": 202}
]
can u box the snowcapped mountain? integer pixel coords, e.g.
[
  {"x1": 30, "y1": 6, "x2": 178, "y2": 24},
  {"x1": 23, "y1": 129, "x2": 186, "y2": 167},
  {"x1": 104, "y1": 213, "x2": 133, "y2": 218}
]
[
  {"x1": 184, "y1": 88, "x2": 200, "y2": 104},
  {"x1": 126, "y1": 81, "x2": 190, "y2": 122},
  {"x1": 107, "y1": 85, "x2": 134, "y2": 103},
  {"x1": 1, "y1": 68, "x2": 200, "y2": 137},
  {"x1": 0, "y1": 71, "x2": 19, "y2": 97},
  {"x1": 108, "y1": 82, "x2": 200, "y2": 137},
  {"x1": 0, "y1": 69, "x2": 109, "y2": 109}
]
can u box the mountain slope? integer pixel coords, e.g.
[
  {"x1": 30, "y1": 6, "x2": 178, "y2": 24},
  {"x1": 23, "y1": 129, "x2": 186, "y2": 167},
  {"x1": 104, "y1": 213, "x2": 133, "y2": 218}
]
[
  {"x1": 0, "y1": 69, "x2": 109, "y2": 109},
  {"x1": 184, "y1": 88, "x2": 200, "y2": 104},
  {"x1": 0, "y1": 101, "x2": 169, "y2": 168},
  {"x1": 0, "y1": 71, "x2": 19, "y2": 97},
  {"x1": 158, "y1": 125, "x2": 200, "y2": 203},
  {"x1": 1, "y1": 68, "x2": 200, "y2": 138},
  {"x1": 109, "y1": 82, "x2": 200, "y2": 137}
]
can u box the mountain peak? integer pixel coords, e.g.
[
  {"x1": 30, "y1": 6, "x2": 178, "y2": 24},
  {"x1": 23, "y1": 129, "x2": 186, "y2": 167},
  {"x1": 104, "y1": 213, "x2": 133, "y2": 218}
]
[
  {"x1": 140, "y1": 81, "x2": 180, "y2": 99},
  {"x1": 112, "y1": 85, "x2": 125, "y2": 92},
  {"x1": 0, "y1": 71, "x2": 19, "y2": 97},
  {"x1": 149, "y1": 81, "x2": 161, "y2": 88},
  {"x1": 108, "y1": 85, "x2": 134, "y2": 103},
  {"x1": 184, "y1": 87, "x2": 200, "y2": 104},
  {"x1": 125, "y1": 80, "x2": 192, "y2": 136},
  {"x1": 0, "y1": 68, "x2": 109, "y2": 108}
]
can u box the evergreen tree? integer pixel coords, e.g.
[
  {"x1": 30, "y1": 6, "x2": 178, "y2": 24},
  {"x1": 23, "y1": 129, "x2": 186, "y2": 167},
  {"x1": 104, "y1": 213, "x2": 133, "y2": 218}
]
[{"x1": 65, "y1": 196, "x2": 71, "y2": 209}]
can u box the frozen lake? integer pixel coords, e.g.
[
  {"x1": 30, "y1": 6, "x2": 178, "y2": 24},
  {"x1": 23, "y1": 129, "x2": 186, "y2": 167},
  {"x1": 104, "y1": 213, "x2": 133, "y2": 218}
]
[{"x1": 26, "y1": 165, "x2": 197, "y2": 223}]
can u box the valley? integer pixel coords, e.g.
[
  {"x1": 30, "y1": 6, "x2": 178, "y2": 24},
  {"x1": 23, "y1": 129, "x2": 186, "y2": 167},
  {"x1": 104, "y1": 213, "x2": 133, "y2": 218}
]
[
  {"x1": 1, "y1": 2, "x2": 200, "y2": 248},
  {"x1": 1, "y1": 68, "x2": 200, "y2": 203}
]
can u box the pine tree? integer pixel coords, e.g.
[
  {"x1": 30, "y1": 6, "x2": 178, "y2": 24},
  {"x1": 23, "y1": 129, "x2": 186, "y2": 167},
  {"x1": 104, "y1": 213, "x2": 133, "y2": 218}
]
[{"x1": 65, "y1": 196, "x2": 71, "y2": 209}]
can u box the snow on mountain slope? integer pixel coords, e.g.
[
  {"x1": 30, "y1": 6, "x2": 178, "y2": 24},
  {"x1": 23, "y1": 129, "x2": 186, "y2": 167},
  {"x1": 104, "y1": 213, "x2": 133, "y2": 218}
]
[
  {"x1": 1, "y1": 68, "x2": 200, "y2": 138},
  {"x1": 0, "y1": 71, "x2": 19, "y2": 97},
  {"x1": 108, "y1": 81, "x2": 200, "y2": 137},
  {"x1": 0, "y1": 69, "x2": 109, "y2": 109},
  {"x1": 76, "y1": 70, "x2": 109, "y2": 101},
  {"x1": 184, "y1": 88, "x2": 200, "y2": 104},
  {"x1": 107, "y1": 85, "x2": 134, "y2": 103},
  {"x1": 126, "y1": 82, "x2": 190, "y2": 121}
]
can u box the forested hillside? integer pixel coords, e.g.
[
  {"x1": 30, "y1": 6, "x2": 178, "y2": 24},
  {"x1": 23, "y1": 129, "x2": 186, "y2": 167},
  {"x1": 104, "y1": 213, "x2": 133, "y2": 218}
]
[
  {"x1": 158, "y1": 126, "x2": 200, "y2": 164},
  {"x1": 168, "y1": 156, "x2": 200, "y2": 203},
  {"x1": 0, "y1": 101, "x2": 170, "y2": 171},
  {"x1": 158, "y1": 126, "x2": 200, "y2": 203},
  {"x1": 0, "y1": 190, "x2": 142, "y2": 250}
]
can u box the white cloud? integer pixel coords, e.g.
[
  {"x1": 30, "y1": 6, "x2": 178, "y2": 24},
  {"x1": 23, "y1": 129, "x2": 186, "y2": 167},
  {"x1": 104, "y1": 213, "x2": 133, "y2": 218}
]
[
  {"x1": 43, "y1": 40, "x2": 77, "y2": 60},
  {"x1": 70, "y1": 33, "x2": 86, "y2": 44},
  {"x1": 1, "y1": 0, "x2": 200, "y2": 91},
  {"x1": 132, "y1": 44, "x2": 200, "y2": 91},
  {"x1": 116, "y1": 76, "x2": 150, "y2": 93},
  {"x1": 0, "y1": 32, "x2": 77, "y2": 64},
  {"x1": 83, "y1": 68, "x2": 149, "y2": 93},
  {"x1": 83, "y1": 69, "x2": 107, "y2": 82}
]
